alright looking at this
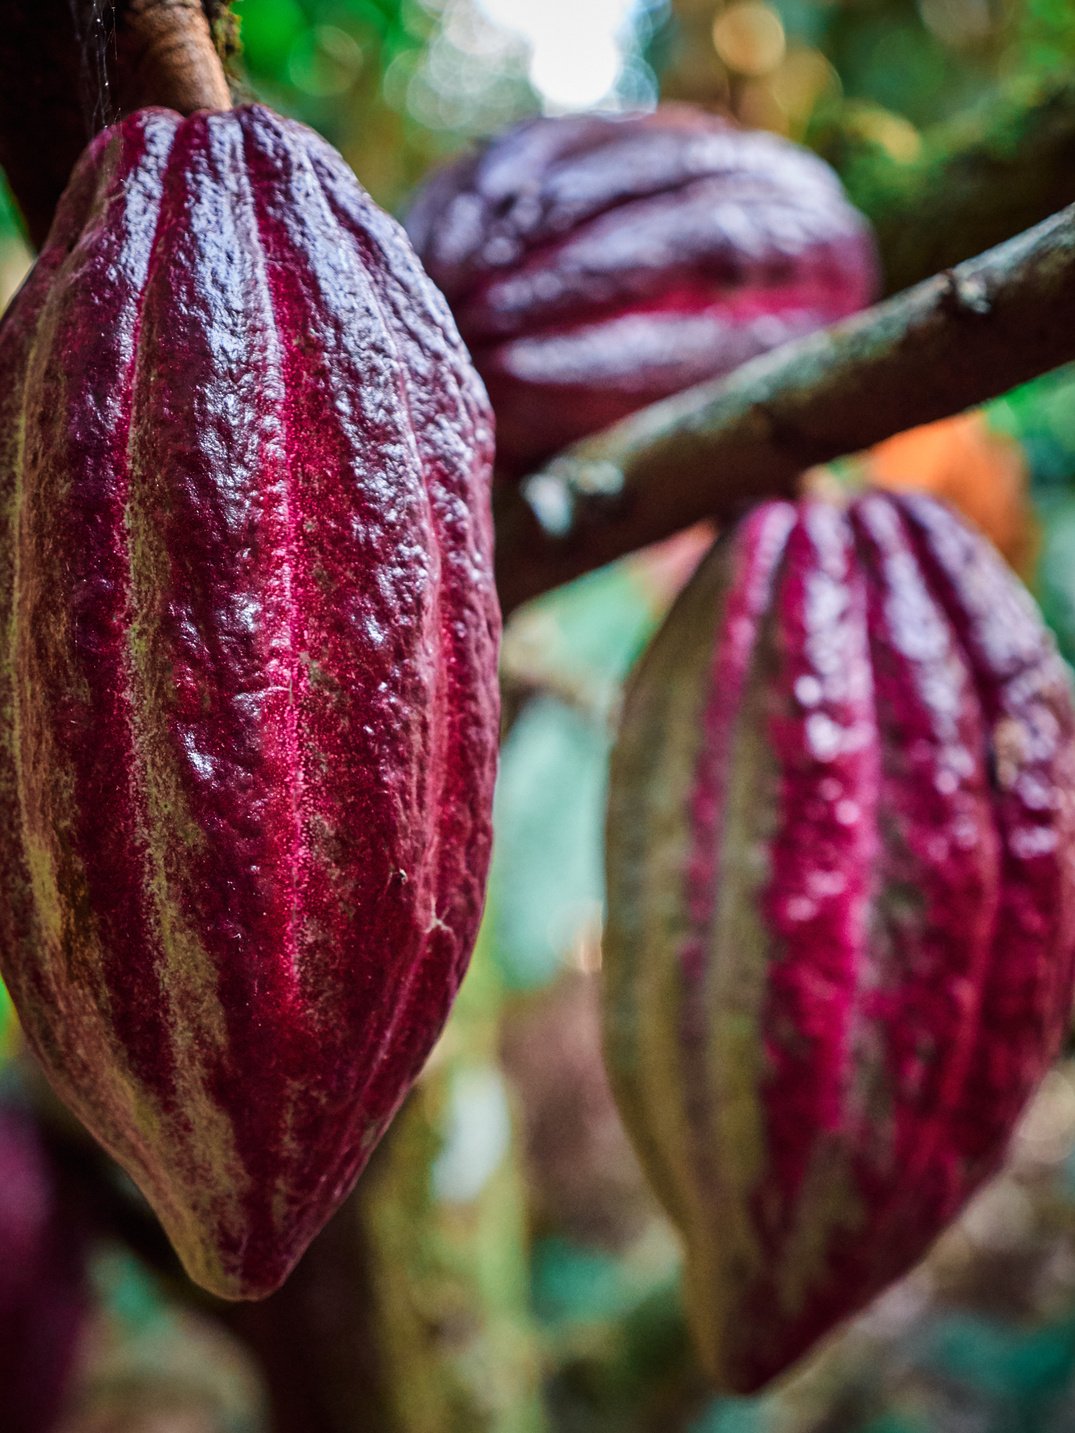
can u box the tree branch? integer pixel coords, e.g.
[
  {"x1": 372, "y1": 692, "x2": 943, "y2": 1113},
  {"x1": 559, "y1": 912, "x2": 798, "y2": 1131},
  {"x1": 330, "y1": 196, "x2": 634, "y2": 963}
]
[
  {"x1": 494, "y1": 204, "x2": 1075, "y2": 614},
  {"x1": 0, "y1": 1, "x2": 231, "y2": 247}
]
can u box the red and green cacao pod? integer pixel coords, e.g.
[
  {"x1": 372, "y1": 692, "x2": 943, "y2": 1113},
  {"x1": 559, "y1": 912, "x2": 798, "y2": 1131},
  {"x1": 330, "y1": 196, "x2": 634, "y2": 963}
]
[
  {"x1": 406, "y1": 106, "x2": 877, "y2": 476},
  {"x1": 0, "y1": 105, "x2": 499, "y2": 1300},
  {"x1": 603, "y1": 491, "x2": 1075, "y2": 1392},
  {"x1": 0, "y1": 1095, "x2": 88, "y2": 1433}
]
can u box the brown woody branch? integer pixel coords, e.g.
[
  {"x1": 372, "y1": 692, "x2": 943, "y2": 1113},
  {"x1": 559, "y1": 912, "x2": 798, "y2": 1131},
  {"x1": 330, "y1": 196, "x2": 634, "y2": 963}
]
[
  {"x1": 495, "y1": 203, "x2": 1075, "y2": 614},
  {"x1": 0, "y1": 1, "x2": 230, "y2": 248}
]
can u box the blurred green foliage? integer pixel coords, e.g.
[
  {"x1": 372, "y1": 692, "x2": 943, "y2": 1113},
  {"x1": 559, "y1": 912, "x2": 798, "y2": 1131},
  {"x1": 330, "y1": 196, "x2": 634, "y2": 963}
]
[{"x1": 234, "y1": 0, "x2": 541, "y2": 209}]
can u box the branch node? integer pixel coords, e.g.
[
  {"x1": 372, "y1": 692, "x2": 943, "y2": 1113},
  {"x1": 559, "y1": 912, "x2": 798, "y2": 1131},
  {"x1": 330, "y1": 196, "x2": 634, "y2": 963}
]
[
  {"x1": 522, "y1": 459, "x2": 627, "y2": 543},
  {"x1": 571, "y1": 459, "x2": 626, "y2": 501},
  {"x1": 520, "y1": 474, "x2": 576, "y2": 541},
  {"x1": 940, "y1": 268, "x2": 993, "y2": 317}
]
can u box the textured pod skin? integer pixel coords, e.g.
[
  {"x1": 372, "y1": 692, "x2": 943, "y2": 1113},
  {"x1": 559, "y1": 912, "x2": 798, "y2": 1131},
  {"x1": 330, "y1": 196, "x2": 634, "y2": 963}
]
[
  {"x1": 604, "y1": 491, "x2": 1075, "y2": 1392},
  {"x1": 0, "y1": 105, "x2": 499, "y2": 1300},
  {"x1": 0, "y1": 1097, "x2": 87, "y2": 1433},
  {"x1": 406, "y1": 106, "x2": 877, "y2": 476}
]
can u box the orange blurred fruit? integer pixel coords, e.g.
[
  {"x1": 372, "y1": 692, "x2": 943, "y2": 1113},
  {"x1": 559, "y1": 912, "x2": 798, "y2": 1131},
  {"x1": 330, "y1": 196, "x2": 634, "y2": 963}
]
[{"x1": 868, "y1": 413, "x2": 1036, "y2": 575}]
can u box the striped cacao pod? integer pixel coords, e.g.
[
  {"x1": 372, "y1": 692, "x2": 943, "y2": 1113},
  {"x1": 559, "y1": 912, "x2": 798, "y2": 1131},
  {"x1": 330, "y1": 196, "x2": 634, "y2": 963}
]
[
  {"x1": 604, "y1": 490, "x2": 1075, "y2": 1391},
  {"x1": 0, "y1": 105, "x2": 499, "y2": 1300},
  {"x1": 406, "y1": 106, "x2": 877, "y2": 476},
  {"x1": 0, "y1": 1093, "x2": 88, "y2": 1433}
]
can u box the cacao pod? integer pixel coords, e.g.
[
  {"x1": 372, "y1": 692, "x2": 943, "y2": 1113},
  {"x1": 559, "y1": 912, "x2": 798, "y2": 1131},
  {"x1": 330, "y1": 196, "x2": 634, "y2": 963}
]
[
  {"x1": 0, "y1": 1093, "x2": 88, "y2": 1433},
  {"x1": 406, "y1": 106, "x2": 877, "y2": 476},
  {"x1": 0, "y1": 105, "x2": 499, "y2": 1300},
  {"x1": 603, "y1": 490, "x2": 1075, "y2": 1392}
]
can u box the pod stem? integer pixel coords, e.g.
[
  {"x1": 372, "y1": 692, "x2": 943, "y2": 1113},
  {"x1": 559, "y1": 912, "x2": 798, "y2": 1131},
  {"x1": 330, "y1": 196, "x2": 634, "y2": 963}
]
[
  {"x1": 0, "y1": 1, "x2": 233, "y2": 248},
  {"x1": 113, "y1": 1, "x2": 232, "y2": 118}
]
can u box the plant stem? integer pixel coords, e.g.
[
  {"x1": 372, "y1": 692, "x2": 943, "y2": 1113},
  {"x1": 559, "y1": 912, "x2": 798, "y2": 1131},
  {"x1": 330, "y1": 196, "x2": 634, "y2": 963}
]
[
  {"x1": 0, "y1": 1, "x2": 231, "y2": 247},
  {"x1": 112, "y1": 0, "x2": 232, "y2": 118}
]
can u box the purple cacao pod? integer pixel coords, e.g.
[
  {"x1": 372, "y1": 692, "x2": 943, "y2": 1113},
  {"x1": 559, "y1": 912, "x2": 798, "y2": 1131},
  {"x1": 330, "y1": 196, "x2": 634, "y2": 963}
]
[
  {"x1": 0, "y1": 105, "x2": 499, "y2": 1300},
  {"x1": 406, "y1": 106, "x2": 877, "y2": 476},
  {"x1": 0, "y1": 1097, "x2": 87, "y2": 1433},
  {"x1": 603, "y1": 491, "x2": 1075, "y2": 1391}
]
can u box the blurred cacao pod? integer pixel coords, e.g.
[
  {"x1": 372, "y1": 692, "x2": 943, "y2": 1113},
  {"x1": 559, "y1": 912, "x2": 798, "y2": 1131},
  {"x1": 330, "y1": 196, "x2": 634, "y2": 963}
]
[
  {"x1": 604, "y1": 490, "x2": 1075, "y2": 1392},
  {"x1": 0, "y1": 1094, "x2": 87, "y2": 1433},
  {"x1": 406, "y1": 106, "x2": 877, "y2": 476},
  {"x1": 0, "y1": 105, "x2": 499, "y2": 1300}
]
